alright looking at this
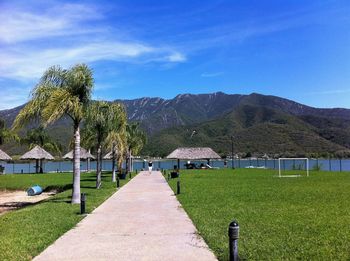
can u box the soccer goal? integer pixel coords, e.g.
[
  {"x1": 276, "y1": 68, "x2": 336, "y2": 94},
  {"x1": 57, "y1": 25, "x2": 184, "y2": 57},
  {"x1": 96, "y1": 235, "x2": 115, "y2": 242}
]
[{"x1": 278, "y1": 158, "x2": 309, "y2": 177}]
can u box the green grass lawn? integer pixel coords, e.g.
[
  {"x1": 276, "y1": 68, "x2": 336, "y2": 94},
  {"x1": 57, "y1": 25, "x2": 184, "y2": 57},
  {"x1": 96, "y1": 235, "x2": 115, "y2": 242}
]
[
  {"x1": 168, "y1": 169, "x2": 350, "y2": 260},
  {"x1": 0, "y1": 171, "x2": 132, "y2": 261}
]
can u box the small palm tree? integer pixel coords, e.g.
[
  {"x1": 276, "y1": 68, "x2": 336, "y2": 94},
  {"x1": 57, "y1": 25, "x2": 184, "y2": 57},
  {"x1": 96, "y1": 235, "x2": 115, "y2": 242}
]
[
  {"x1": 21, "y1": 126, "x2": 62, "y2": 154},
  {"x1": 126, "y1": 123, "x2": 147, "y2": 172},
  {"x1": 84, "y1": 101, "x2": 117, "y2": 188},
  {"x1": 0, "y1": 118, "x2": 19, "y2": 145},
  {"x1": 13, "y1": 64, "x2": 94, "y2": 204},
  {"x1": 105, "y1": 103, "x2": 127, "y2": 182}
]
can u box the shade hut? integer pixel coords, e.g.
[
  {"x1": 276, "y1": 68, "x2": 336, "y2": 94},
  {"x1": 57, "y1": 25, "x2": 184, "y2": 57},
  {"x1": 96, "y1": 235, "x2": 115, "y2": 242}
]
[
  {"x1": 166, "y1": 147, "x2": 221, "y2": 169},
  {"x1": 63, "y1": 148, "x2": 95, "y2": 160},
  {"x1": 0, "y1": 149, "x2": 12, "y2": 174},
  {"x1": 20, "y1": 145, "x2": 54, "y2": 173},
  {"x1": 104, "y1": 150, "x2": 132, "y2": 159},
  {"x1": 63, "y1": 148, "x2": 95, "y2": 172},
  {"x1": 0, "y1": 149, "x2": 12, "y2": 161}
]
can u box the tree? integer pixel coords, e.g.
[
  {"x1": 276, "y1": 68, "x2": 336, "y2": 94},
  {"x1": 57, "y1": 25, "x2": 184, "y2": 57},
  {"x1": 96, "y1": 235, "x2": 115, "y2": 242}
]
[
  {"x1": 105, "y1": 103, "x2": 127, "y2": 182},
  {"x1": 126, "y1": 123, "x2": 147, "y2": 172},
  {"x1": 13, "y1": 64, "x2": 94, "y2": 204},
  {"x1": 0, "y1": 118, "x2": 19, "y2": 145},
  {"x1": 84, "y1": 101, "x2": 117, "y2": 188},
  {"x1": 21, "y1": 126, "x2": 62, "y2": 154}
]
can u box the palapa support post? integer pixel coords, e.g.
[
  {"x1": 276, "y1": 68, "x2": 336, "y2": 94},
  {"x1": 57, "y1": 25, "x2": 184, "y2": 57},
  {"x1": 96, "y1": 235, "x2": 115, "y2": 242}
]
[
  {"x1": 228, "y1": 220, "x2": 239, "y2": 261},
  {"x1": 80, "y1": 193, "x2": 86, "y2": 214}
]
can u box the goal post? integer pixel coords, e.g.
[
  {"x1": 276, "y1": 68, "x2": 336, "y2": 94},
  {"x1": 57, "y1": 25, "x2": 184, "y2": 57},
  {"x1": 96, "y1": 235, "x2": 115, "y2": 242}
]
[{"x1": 278, "y1": 158, "x2": 309, "y2": 177}]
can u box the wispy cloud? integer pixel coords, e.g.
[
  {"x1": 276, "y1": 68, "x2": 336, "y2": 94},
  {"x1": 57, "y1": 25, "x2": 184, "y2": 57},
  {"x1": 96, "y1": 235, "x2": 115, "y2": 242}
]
[
  {"x1": 201, "y1": 72, "x2": 224, "y2": 78},
  {"x1": 0, "y1": 86, "x2": 32, "y2": 110},
  {"x1": 0, "y1": 2, "x2": 186, "y2": 81},
  {"x1": 0, "y1": 3, "x2": 104, "y2": 43},
  {"x1": 306, "y1": 89, "x2": 350, "y2": 95}
]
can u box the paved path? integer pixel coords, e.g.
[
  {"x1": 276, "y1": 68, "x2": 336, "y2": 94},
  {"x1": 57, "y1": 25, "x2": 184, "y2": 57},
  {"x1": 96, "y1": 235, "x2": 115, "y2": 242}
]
[{"x1": 34, "y1": 171, "x2": 217, "y2": 261}]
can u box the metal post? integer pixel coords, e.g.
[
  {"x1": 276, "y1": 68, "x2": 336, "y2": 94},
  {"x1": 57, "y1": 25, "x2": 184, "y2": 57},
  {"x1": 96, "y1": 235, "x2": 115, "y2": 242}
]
[
  {"x1": 177, "y1": 180, "x2": 180, "y2": 195},
  {"x1": 80, "y1": 193, "x2": 86, "y2": 214},
  {"x1": 228, "y1": 220, "x2": 239, "y2": 261},
  {"x1": 340, "y1": 158, "x2": 342, "y2": 172},
  {"x1": 231, "y1": 136, "x2": 234, "y2": 169},
  {"x1": 329, "y1": 158, "x2": 331, "y2": 171}
]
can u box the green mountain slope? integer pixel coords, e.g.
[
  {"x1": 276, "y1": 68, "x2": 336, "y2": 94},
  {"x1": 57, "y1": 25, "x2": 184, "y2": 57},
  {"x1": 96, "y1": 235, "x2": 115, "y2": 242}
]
[{"x1": 142, "y1": 104, "x2": 350, "y2": 157}]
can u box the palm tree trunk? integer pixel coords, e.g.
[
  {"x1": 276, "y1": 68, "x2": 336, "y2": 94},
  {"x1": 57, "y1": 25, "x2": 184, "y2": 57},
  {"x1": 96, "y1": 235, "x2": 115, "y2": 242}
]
[
  {"x1": 87, "y1": 149, "x2": 91, "y2": 172},
  {"x1": 112, "y1": 142, "x2": 116, "y2": 182},
  {"x1": 96, "y1": 144, "x2": 102, "y2": 189},
  {"x1": 71, "y1": 126, "x2": 81, "y2": 204},
  {"x1": 125, "y1": 149, "x2": 129, "y2": 174},
  {"x1": 130, "y1": 150, "x2": 133, "y2": 172}
]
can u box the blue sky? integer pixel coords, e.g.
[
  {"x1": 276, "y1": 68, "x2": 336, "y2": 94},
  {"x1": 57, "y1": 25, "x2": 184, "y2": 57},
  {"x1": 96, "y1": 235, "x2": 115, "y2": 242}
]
[{"x1": 0, "y1": 0, "x2": 350, "y2": 109}]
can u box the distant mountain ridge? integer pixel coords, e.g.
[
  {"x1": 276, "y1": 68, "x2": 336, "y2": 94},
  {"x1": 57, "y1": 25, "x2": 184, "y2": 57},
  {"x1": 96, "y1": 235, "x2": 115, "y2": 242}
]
[{"x1": 1, "y1": 92, "x2": 350, "y2": 156}]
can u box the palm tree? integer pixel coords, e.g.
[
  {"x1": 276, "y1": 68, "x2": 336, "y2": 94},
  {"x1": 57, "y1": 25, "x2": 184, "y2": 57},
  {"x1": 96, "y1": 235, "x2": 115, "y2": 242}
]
[
  {"x1": 22, "y1": 126, "x2": 62, "y2": 153},
  {"x1": 0, "y1": 118, "x2": 19, "y2": 145},
  {"x1": 126, "y1": 123, "x2": 147, "y2": 172},
  {"x1": 84, "y1": 101, "x2": 116, "y2": 188},
  {"x1": 13, "y1": 64, "x2": 94, "y2": 204},
  {"x1": 105, "y1": 103, "x2": 127, "y2": 182}
]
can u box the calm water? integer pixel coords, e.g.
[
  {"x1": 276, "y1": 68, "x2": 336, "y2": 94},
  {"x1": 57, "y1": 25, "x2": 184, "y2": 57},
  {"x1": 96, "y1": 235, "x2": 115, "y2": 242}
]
[{"x1": 0, "y1": 158, "x2": 349, "y2": 174}]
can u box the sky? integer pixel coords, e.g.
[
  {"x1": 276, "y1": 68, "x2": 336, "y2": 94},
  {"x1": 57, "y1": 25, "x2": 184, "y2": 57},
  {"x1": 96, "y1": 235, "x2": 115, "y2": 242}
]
[{"x1": 0, "y1": 0, "x2": 350, "y2": 110}]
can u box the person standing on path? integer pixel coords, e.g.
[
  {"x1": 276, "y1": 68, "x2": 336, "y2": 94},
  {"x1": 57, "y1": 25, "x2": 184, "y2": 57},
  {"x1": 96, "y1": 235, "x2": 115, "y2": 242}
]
[{"x1": 148, "y1": 161, "x2": 153, "y2": 174}]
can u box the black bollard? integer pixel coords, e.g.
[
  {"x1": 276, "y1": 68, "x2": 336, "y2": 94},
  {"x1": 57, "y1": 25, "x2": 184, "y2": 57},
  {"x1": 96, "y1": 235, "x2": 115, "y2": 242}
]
[
  {"x1": 129, "y1": 172, "x2": 132, "y2": 179},
  {"x1": 177, "y1": 180, "x2": 180, "y2": 194},
  {"x1": 228, "y1": 220, "x2": 239, "y2": 261},
  {"x1": 117, "y1": 177, "x2": 120, "y2": 188},
  {"x1": 80, "y1": 193, "x2": 86, "y2": 215}
]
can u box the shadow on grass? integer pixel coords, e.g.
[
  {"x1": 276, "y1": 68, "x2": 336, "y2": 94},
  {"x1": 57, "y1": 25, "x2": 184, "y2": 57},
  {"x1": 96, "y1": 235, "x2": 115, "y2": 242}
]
[{"x1": 43, "y1": 184, "x2": 73, "y2": 193}]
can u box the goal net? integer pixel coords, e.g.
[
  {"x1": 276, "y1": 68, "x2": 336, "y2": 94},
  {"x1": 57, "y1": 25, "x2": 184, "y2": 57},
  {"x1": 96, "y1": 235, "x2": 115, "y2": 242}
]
[{"x1": 278, "y1": 158, "x2": 309, "y2": 177}]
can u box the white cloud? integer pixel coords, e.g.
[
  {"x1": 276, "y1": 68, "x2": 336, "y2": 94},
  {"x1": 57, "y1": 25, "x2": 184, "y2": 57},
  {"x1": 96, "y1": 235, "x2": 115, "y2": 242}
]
[
  {"x1": 0, "y1": 3, "x2": 103, "y2": 43},
  {"x1": 167, "y1": 52, "x2": 186, "y2": 62},
  {"x1": 0, "y1": 2, "x2": 186, "y2": 81},
  {"x1": 0, "y1": 87, "x2": 32, "y2": 110},
  {"x1": 201, "y1": 72, "x2": 224, "y2": 78},
  {"x1": 0, "y1": 41, "x2": 186, "y2": 79}
]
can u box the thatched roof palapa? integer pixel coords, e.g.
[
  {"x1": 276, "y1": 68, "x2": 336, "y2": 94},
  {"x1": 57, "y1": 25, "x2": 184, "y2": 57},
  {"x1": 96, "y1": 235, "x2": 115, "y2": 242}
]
[
  {"x1": 20, "y1": 145, "x2": 55, "y2": 160},
  {"x1": 0, "y1": 149, "x2": 12, "y2": 161},
  {"x1": 63, "y1": 148, "x2": 95, "y2": 160},
  {"x1": 166, "y1": 147, "x2": 221, "y2": 160},
  {"x1": 104, "y1": 150, "x2": 134, "y2": 160}
]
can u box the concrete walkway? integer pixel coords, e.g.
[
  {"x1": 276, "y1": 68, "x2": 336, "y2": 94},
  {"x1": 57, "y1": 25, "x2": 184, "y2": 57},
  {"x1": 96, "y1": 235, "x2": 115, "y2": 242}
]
[{"x1": 34, "y1": 171, "x2": 217, "y2": 261}]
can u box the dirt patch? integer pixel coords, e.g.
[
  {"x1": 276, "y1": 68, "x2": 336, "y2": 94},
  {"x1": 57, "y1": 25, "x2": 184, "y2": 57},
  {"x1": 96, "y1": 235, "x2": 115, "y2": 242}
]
[{"x1": 0, "y1": 190, "x2": 57, "y2": 215}]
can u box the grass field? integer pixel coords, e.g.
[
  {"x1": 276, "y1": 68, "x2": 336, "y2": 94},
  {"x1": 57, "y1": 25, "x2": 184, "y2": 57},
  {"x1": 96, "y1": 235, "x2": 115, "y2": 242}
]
[
  {"x1": 168, "y1": 169, "x2": 350, "y2": 260},
  {"x1": 0, "y1": 171, "x2": 131, "y2": 261}
]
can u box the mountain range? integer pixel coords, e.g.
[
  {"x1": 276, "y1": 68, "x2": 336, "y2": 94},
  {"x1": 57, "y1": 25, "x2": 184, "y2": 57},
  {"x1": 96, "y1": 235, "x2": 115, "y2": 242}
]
[{"x1": 1, "y1": 92, "x2": 350, "y2": 157}]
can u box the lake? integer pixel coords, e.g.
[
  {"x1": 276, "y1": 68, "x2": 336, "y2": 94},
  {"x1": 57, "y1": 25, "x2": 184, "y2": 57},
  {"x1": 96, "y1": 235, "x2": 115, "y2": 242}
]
[{"x1": 0, "y1": 158, "x2": 349, "y2": 174}]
